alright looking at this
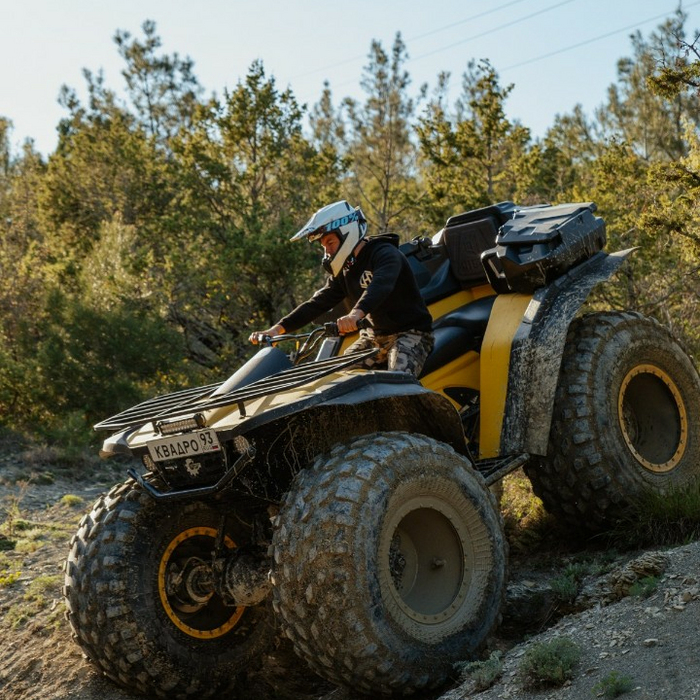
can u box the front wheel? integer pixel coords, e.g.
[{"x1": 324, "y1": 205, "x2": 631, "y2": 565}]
[
  {"x1": 271, "y1": 432, "x2": 507, "y2": 697},
  {"x1": 526, "y1": 311, "x2": 700, "y2": 530},
  {"x1": 63, "y1": 480, "x2": 274, "y2": 697}
]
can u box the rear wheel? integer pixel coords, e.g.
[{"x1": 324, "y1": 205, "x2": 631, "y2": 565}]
[
  {"x1": 272, "y1": 432, "x2": 506, "y2": 696},
  {"x1": 526, "y1": 311, "x2": 700, "y2": 530},
  {"x1": 63, "y1": 479, "x2": 273, "y2": 697}
]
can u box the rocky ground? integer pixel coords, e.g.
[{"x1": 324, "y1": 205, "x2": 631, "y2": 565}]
[{"x1": 1, "y1": 439, "x2": 699, "y2": 700}]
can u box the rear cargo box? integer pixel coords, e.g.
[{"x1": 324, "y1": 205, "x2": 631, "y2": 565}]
[{"x1": 481, "y1": 202, "x2": 606, "y2": 294}]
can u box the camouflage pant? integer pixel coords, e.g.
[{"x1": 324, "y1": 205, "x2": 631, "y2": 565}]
[{"x1": 344, "y1": 329, "x2": 435, "y2": 377}]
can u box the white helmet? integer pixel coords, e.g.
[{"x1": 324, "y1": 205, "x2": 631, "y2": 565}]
[{"x1": 291, "y1": 200, "x2": 367, "y2": 276}]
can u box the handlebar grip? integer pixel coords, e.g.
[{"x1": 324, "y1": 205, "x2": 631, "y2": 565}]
[
  {"x1": 323, "y1": 322, "x2": 340, "y2": 336},
  {"x1": 324, "y1": 317, "x2": 373, "y2": 336}
]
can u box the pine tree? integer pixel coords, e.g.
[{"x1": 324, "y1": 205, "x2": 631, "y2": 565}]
[
  {"x1": 417, "y1": 60, "x2": 535, "y2": 227},
  {"x1": 343, "y1": 34, "x2": 420, "y2": 237},
  {"x1": 168, "y1": 61, "x2": 340, "y2": 369},
  {"x1": 115, "y1": 19, "x2": 203, "y2": 147}
]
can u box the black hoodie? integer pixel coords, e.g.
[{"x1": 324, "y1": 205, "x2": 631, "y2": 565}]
[{"x1": 279, "y1": 236, "x2": 433, "y2": 335}]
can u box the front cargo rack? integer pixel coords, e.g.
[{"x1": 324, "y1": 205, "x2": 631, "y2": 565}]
[{"x1": 94, "y1": 349, "x2": 378, "y2": 433}]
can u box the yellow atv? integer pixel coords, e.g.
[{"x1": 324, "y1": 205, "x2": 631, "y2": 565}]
[{"x1": 63, "y1": 201, "x2": 700, "y2": 699}]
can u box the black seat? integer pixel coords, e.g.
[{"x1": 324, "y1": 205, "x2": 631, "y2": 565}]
[{"x1": 420, "y1": 296, "x2": 497, "y2": 377}]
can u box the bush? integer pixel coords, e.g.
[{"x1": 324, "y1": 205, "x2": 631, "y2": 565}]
[
  {"x1": 1, "y1": 293, "x2": 195, "y2": 438},
  {"x1": 550, "y1": 559, "x2": 612, "y2": 605},
  {"x1": 0, "y1": 569, "x2": 21, "y2": 587},
  {"x1": 60, "y1": 494, "x2": 85, "y2": 508},
  {"x1": 594, "y1": 670, "x2": 635, "y2": 698},
  {"x1": 519, "y1": 636, "x2": 581, "y2": 688},
  {"x1": 549, "y1": 571, "x2": 580, "y2": 604},
  {"x1": 628, "y1": 575, "x2": 659, "y2": 598},
  {"x1": 606, "y1": 483, "x2": 700, "y2": 549},
  {"x1": 456, "y1": 651, "x2": 503, "y2": 691}
]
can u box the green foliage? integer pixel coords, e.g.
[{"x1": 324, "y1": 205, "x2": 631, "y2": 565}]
[
  {"x1": 605, "y1": 482, "x2": 700, "y2": 549},
  {"x1": 343, "y1": 34, "x2": 420, "y2": 236},
  {"x1": 519, "y1": 637, "x2": 581, "y2": 688},
  {"x1": 635, "y1": 121, "x2": 700, "y2": 356},
  {"x1": 46, "y1": 95, "x2": 168, "y2": 265},
  {"x1": 549, "y1": 566, "x2": 584, "y2": 604},
  {"x1": 597, "y1": 13, "x2": 696, "y2": 162},
  {"x1": 417, "y1": 60, "x2": 538, "y2": 227},
  {"x1": 549, "y1": 559, "x2": 611, "y2": 604},
  {"x1": 4, "y1": 573, "x2": 62, "y2": 629},
  {"x1": 456, "y1": 650, "x2": 504, "y2": 691},
  {"x1": 593, "y1": 671, "x2": 635, "y2": 698},
  {"x1": 499, "y1": 469, "x2": 567, "y2": 554},
  {"x1": 1, "y1": 289, "x2": 191, "y2": 435},
  {"x1": 580, "y1": 10, "x2": 700, "y2": 361},
  {"x1": 0, "y1": 569, "x2": 21, "y2": 587},
  {"x1": 2, "y1": 11, "x2": 700, "y2": 442},
  {"x1": 164, "y1": 59, "x2": 335, "y2": 370},
  {"x1": 11, "y1": 518, "x2": 33, "y2": 532},
  {"x1": 27, "y1": 572, "x2": 62, "y2": 597},
  {"x1": 14, "y1": 537, "x2": 44, "y2": 554},
  {"x1": 114, "y1": 19, "x2": 203, "y2": 146},
  {"x1": 60, "y1": 494, "x2": 85, "y2": 508},
  {"x1": 628, "y1": 575, "x2": 659, "y2": 598}
]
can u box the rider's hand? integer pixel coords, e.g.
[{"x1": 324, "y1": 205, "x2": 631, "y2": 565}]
[
  {"x1": 249, "y1": 324, "x2": 285, "y2": 345},
  {"x1": 336, "y1": 309, "x2": 365, "y2": 335}
]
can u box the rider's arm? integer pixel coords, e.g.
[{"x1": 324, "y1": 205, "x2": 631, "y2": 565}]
[{"x1": 278, "y1": 276, "x2": 346, "y2": 332}]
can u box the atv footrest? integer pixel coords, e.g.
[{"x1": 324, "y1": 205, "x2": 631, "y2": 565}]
[{"x1": 475, "y1": 453, "x2": 530, "y2": 487}]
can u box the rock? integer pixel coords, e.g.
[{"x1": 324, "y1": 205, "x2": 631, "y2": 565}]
[{"x1": 608, "y1": 550, "x2": 669, "y2": 599}]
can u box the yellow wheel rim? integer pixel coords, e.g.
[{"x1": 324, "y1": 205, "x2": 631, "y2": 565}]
[
  {"x1": 618, "y1": 364, "x2": 687, "y2": 473},
  {"x1": 158, "y1": 526, "x2": 244, "y2": 639}
]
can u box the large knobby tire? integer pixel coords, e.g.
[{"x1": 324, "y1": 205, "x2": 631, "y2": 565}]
[
  {"x1": 63, "y1": 479, "x2": 273, "y2": 698},
  {"x1": 525, "y1": 311, "x2": 700, "y2": 531},
  {"x1": 271, "y1": 431, "x2": 507, "y2": 697}
]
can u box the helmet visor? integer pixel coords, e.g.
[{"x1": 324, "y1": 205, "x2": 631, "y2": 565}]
[{"x1": 295, "y1": 209, "x2": 360, "y2": 243}]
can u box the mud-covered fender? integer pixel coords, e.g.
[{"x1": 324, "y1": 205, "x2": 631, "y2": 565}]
[
  {"x1": 236, "y1": 370, "x2": 467, "y2": 457},
  {"x1": 228, "y1": 370, "x2": 469, "y2": 502},
  {"x1": 481, "y1": 249, "x2": 635, "y2": 458},
  {"x1": 505, "y1": 248, "x2": 635, "y2": 456}
]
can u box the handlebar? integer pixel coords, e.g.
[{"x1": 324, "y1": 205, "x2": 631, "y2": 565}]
[
  {"x1": 261, "y1": 317, "x2": 373, "y2": 345},
  {"x1": 321, "y1": 316, "x2": 373, "y2": 337},
  {"x1": 257, "y1": 317, "x2": 373, "y2": 365}
]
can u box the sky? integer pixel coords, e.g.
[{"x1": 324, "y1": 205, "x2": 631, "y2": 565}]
[{"x1": 1, "y1": 0, "x2": 699, "y2": 157}]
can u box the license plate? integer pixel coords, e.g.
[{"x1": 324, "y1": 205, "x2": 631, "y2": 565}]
[{"x1": 147, "y1": 429, "x2": 221, "y2": 462}]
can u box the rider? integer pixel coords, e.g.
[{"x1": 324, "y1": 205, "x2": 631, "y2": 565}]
[{"x1": 249, "y1": 200, "x2": 434, "y2": 377}]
